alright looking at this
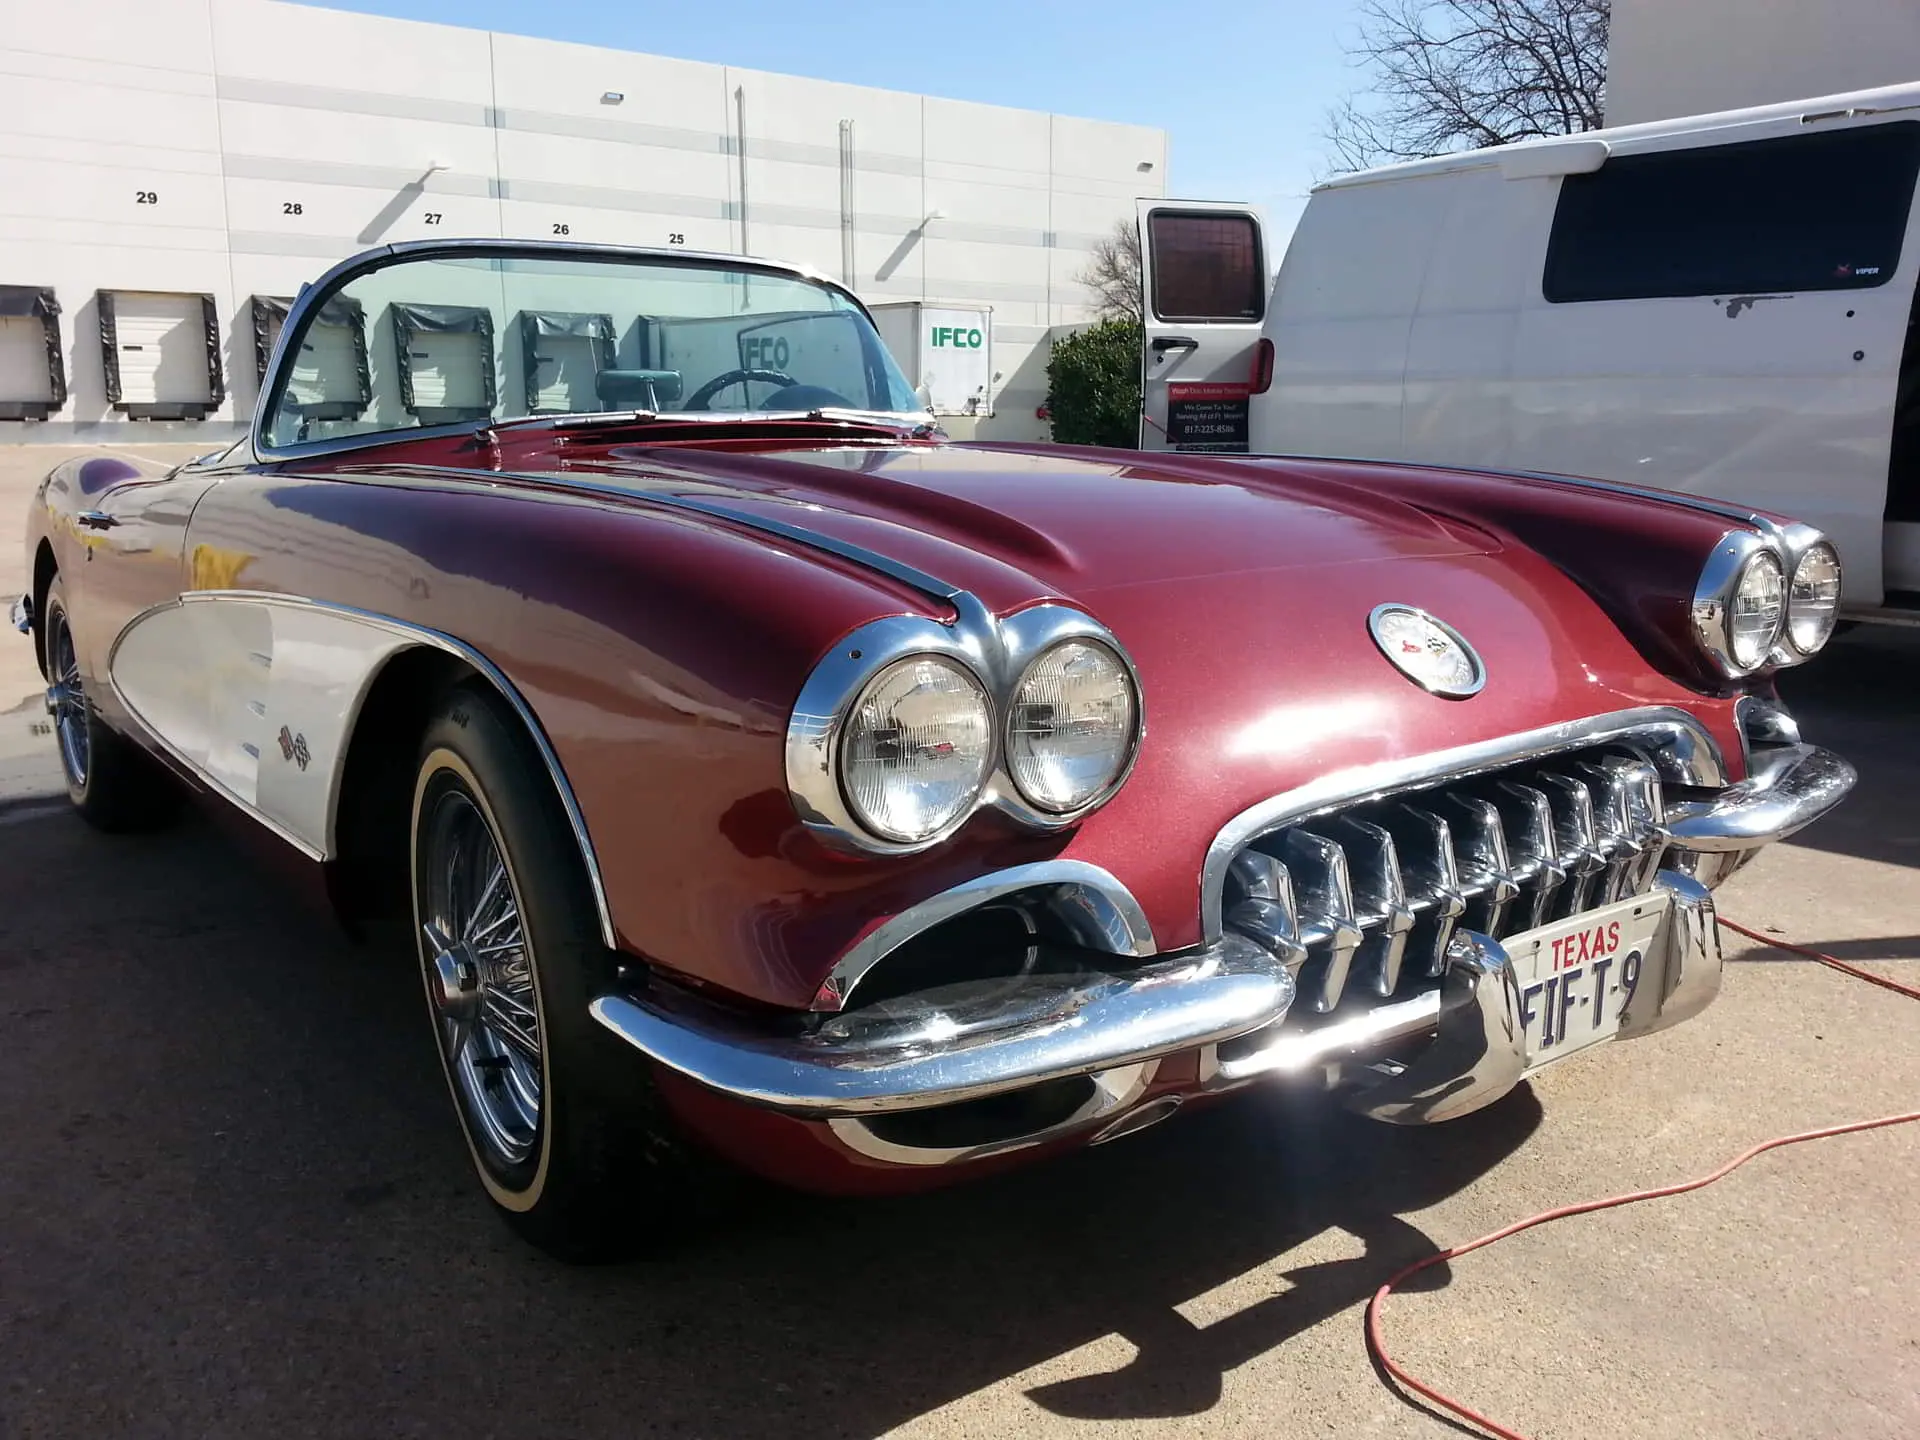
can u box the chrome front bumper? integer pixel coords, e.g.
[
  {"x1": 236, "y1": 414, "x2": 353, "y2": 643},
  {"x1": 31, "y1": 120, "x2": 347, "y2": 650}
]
[
  {"x1": 591, "y1": 936, "x2": 1296, "y2": 1119},
  {"x1": 590, "y1": 743, "x2": 1844, "y2": 1127}
]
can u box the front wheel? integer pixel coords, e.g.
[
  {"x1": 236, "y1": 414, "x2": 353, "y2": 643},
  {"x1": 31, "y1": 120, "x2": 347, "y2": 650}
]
[
  {"x1": 41, "y1": 578, "x2": 178, "y2": 832},
  {"x1": 410, "y1": 683, "x2": 718, "y2": 1260}
]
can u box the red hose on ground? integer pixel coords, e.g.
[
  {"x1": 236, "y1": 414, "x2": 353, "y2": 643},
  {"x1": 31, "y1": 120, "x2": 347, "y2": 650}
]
[{"x1": 1364, "y1": 917, "x2": 1920, "y2": 1440}]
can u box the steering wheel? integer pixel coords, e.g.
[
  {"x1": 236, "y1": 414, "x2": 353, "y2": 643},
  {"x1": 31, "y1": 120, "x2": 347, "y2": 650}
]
[{"x1": 682, "y1": 368, "x2": 799, "y2": 411}]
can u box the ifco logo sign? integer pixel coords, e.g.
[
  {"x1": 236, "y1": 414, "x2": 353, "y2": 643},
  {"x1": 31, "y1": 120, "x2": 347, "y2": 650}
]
[{"x1": 930, "y1": 325, "x2": 983, "y2": 349}]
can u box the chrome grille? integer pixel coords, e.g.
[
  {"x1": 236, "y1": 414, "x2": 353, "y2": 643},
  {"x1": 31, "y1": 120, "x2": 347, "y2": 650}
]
[{"x1": 1222, "y1": 749, "x2": 1666, "y2": 1014}]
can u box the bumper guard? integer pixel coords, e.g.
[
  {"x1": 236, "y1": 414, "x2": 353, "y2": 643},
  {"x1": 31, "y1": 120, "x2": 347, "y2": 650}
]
[{"x1": 590, "y1": 936, "x2": 1296, "y2": 1119}]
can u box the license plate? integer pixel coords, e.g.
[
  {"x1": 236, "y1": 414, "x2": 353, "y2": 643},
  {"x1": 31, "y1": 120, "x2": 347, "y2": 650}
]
[{"x1": 1502, "y1": 893, "x2": 1671, "y2": 1070}]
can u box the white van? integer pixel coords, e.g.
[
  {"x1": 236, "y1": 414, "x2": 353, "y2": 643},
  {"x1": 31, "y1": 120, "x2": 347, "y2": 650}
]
[{"x1": 1137, "y1": 82, "x2": 1920, "y2": 618}]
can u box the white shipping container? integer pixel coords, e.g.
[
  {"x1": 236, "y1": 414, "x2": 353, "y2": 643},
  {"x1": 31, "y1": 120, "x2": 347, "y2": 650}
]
[{"x1": 869, "y1": 303, "x2": 994, "y2": 417}]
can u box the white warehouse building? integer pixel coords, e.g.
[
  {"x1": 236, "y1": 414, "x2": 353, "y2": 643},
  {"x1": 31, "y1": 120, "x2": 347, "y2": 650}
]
[{"x1": 0, "y1": 0, "x2": 1167, "y2": 442}]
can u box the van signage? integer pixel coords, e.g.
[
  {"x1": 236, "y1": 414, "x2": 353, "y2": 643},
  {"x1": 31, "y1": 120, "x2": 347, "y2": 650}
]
[
  {"x1": 741, "y1": 335, "x2": 793, "y2": 370},
  {"x1": 1166, "y1": 380, "x2": 1251, "y2": 453}
]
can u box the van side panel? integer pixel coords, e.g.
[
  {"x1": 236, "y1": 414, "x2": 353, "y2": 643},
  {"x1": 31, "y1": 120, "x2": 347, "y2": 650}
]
[
  {"x1": 1252, "y1": 178, "x2": 1447, "y2": 459},
  {"x1": 1401, "y1": 170, "x2": 1558, "y2": 471},
  {"x1": 1507, "y1": 282, "x2": 1903, "y2": 601},
  {"x1": 1265, "y1": 112, "x2": 1920, "y2": 608}
]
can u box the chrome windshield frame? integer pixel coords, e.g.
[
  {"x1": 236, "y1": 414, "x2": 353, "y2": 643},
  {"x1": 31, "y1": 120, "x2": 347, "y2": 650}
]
[{"x1": 247, "y1": 237, "x2": 930, "y2": 465}]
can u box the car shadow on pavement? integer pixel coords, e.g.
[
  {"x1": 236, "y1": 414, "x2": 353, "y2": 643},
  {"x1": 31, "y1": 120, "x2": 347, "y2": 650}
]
[
  {"x1": 1774, "y1": 625, "x2": 1920, "y2": 873},
  {"x1": 0, "y1": 807, "x2": 1541, "y2": 1439}
]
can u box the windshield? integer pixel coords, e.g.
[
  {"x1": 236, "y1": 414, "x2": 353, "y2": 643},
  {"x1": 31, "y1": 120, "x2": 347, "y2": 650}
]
[{"x1": 259, "y1": 246, "x2": 925, "y2": 450}]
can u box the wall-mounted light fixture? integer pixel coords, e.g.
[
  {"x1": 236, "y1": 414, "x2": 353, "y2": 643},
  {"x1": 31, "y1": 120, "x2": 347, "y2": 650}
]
[
  {"x1": 601, "y1": 91, "x2": 625, "y2": 105},
  {"x1": 1137, "y1": 161, "x2": 1154, "y2": 172}
]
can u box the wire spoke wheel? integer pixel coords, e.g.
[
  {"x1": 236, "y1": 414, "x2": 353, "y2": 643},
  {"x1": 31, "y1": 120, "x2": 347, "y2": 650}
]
[
  {"x1": 420, "y1": 787, "x2": 543, "y2": 1171},
  {"x1": 45, "y1": 607, "x2": 89, "y2": 789}
]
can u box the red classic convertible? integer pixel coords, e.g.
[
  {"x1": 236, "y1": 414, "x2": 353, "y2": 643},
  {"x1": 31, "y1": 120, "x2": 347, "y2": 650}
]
[{"x1": 12, "y1": 241, "x2": 1854, "y2": 1260}]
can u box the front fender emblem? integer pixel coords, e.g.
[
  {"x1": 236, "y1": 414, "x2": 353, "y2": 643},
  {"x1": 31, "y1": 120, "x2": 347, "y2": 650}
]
[
  {"x1": 277, "y1": 725, "x2": 311, "y2": 771},
  {"x1": 1368, "y1": 604, "x2": 1486, "y2": 699}
]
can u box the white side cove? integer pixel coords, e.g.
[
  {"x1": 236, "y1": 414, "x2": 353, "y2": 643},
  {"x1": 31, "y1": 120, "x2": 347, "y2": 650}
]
[
  {"x1": 106, "y1": 592, "x2": 618, "y2": 947},
  {"x1": 110, "y1": 596, "x2": 412, "y2": 857}
]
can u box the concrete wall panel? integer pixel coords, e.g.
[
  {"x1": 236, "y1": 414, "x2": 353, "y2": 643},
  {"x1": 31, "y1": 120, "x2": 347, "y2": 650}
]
[{"x1": 211, "y1": 0, "x2": 493, "y2": 100}]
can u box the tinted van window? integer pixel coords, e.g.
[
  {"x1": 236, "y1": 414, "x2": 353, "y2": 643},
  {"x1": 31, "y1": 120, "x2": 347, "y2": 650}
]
[
  {"x1": 1544, "y1": 122, "x2": 1920, "y2": 303},
  {"x1": 1147, "y1": 212, "x2": 1265, "y2": 322}
]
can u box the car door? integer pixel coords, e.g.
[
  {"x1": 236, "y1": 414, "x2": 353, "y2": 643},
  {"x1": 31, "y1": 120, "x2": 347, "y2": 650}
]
[{"x1": 1136, "y1": 200, "x2": 1272, "y2": 452}]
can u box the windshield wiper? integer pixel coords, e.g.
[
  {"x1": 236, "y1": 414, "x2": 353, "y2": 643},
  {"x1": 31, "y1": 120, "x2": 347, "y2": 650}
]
[
  {"x1": 481, "y1": 407, "x2": 940, "y2": 441},
  {"x1": 481, "y1": 409, "x2": 660, "y2": 436}
]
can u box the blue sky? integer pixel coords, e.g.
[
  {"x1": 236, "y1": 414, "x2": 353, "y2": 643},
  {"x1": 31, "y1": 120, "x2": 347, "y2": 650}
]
[{"x1": 303, "y1": 0, "x2": 1364, "y2": 245}]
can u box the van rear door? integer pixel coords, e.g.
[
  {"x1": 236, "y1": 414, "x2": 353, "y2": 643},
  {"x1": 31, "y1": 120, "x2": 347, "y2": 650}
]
[{"x1": 1136, "y1": 201, "x2": 1270, "y2": 452}]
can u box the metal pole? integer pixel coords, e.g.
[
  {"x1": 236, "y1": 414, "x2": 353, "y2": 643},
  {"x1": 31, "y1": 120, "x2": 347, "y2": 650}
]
[
  {"x1": 735, "y1": 86, "x2": 750, "y2": 257},
  {"x1": 839, "y1": 119, "x2": 856, "y2": 286}
]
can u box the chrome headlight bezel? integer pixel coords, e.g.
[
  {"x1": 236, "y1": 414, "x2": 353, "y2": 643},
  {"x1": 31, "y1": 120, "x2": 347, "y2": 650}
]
[
  {"x1": 1691, "y1": 529, "x2": 1786, "y2": 677},
  {"x1": 785, "y1": 600, "x2": 1145, "y2": 855},
  {"x1": 1004, "y1": 637, "x2": 1141, "y2": 815},
  {"x1": 1782, "y1": 536, "x2": 1843, "y2": 659},
  {"x1": 1691, "y1": 523, "x2": 1841, "y2": 677},
  {"x1": 837, "y1": 653, "x2": 995, "y2": 845}
]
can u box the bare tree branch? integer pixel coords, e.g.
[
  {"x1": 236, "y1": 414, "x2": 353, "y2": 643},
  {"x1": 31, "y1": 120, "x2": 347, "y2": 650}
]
[
  {"x1": 1327, "y1": 0, "x2": 1609, "y2": 172},
  {"x1": 1079, "y1": 220, "x2": 1143, "y2": 324}
]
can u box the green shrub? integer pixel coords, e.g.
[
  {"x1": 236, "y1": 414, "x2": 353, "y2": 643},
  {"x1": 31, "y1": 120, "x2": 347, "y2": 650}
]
[{"x1": 1045, "y1": 320, "x2": 1141, "y2": 448}]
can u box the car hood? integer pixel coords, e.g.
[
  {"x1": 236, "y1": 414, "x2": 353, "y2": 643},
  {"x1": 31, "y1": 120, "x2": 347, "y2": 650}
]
[
  {"x1": 551, "y1": 441, "x2": 1497, "y2": 610},
  {"x1": 529, "y1": 437, "x2": 1719, "y2": 867}
]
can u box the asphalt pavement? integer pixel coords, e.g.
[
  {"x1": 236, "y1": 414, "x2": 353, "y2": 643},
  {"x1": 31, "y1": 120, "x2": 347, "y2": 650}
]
[{"x1": 2, "y1": 629, "x2": 1917, "y2": 1440}]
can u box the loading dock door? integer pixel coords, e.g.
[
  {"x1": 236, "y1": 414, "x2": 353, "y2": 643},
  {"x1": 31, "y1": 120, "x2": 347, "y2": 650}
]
[
  {"x1": 98, "y1": 290, "x2": 224, "y2": 420},
  {"x1": 392, "y1": 303, "x2": 496, "y2": 425},
  {"x1": 290, "y1": 316, "x2": 369, "y2": 416},
  {"x1": 520, "y1": 310, "x2": 615, "y2": 414},
  {"x1": 255, "y1": 295, "x2": 371, "y2": 422},
  {"x1": 0, "y1": 285, "x2": 64, "y2": 420},
  {"x1": 0, "y1": 320, "x2": 49, "y2": 404}
]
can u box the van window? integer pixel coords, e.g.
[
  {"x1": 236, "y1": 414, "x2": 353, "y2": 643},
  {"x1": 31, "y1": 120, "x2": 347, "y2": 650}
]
[
  {"x1": 1147, "y1": 212, "x2": 1265, "y2": 322},
  {"x1": 1544, "y1": 122, "x2": 1920, "y2": 303}
]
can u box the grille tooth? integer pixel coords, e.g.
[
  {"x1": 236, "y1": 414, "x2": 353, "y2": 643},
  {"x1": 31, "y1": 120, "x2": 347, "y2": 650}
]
[
  {"x1": 1576, "y1": 757, "x2": 1667, "y2": 901},
  {"x1": 1491, "y1": 780, "x2": 1567, "y2": 931},
  {"x1": 1575, "y1": 760, "x2": 1634, "y2": 903},
  {"x1": 1535, "y1": 770, "x2": 1606, "y2": 919},
  {"x1": 1230, "y1": 850, "x2": 1289, "y2": 904},
  {"x1": 1273, "y1": 830, "x2": 1363, "y2": 1013},
  {"x1": 1437, "y1": 794, "x2": 1519, "y2": 936},
  {"x1": 1382, "y1": 805, "x2": 1465, "y2": 979},
  {"x1": 1328, "y1": 817, "x2": 1415, "y2": 998},
  {"x1": 1620, "y1": 758, "x2": 1668, "y2": 894},
  {"x1": 1225, "y1": 852, "x2": 1306, "y2": 969}
]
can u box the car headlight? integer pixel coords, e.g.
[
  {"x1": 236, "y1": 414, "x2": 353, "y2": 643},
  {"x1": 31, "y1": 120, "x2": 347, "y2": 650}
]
[
  {"x1": 1727, "y1": 549, "x2": 1785, "y2": 670},
  {"x1": 1693, "y1": 532, "x2": 1787, "y2": 676},
  {"x1": 1786, "y1": 542, "x2": 1842, "y2": 656},
  {"x1": 838, "y1": 655, "x2": 994, "y2": 843},
  {"x1": 1005, "y1": 640, "x2": 1140, "y2": 813}
]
